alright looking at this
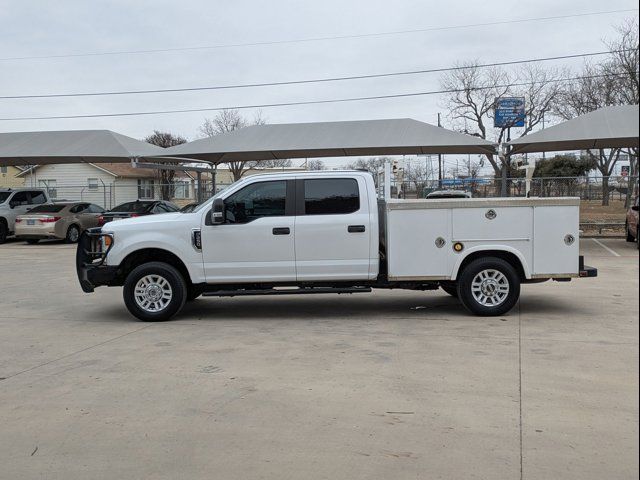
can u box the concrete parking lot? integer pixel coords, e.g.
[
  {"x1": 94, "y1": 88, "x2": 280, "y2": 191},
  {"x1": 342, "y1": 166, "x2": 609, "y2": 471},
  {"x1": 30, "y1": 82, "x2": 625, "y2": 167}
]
[{"x1": 0, "y1": 238, "x2": 637, "y2": 480}]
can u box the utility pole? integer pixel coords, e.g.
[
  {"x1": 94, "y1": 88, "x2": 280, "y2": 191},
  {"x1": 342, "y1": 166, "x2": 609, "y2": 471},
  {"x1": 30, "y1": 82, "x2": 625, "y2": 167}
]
[
  {"x1": 541, "y1": 113, "x2": 546, "y2": 161},
  {"x1": 438, "y1": 113, "x2": 443, "y2": 188}
]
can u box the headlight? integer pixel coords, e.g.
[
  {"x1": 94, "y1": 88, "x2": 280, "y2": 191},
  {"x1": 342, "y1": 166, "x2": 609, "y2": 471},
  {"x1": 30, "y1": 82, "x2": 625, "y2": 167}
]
[{"x1": 101, "y1": 233, "x2": 114, "y2": 251}]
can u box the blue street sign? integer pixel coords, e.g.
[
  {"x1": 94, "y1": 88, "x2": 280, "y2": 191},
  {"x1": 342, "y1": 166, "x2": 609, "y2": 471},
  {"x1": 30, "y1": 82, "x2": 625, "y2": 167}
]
[{"x1": 494, "y1": 97, "x2": 525, "y2": 128}]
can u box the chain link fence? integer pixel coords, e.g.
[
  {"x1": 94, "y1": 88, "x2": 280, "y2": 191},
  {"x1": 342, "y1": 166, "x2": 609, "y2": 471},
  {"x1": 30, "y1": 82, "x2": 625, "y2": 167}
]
[
  {"x1": 397, "y1": 175, "x2": 638, "y2": 204},
  {"x1": 34, "y1": 180, "x2": 234, "y2": 210}
]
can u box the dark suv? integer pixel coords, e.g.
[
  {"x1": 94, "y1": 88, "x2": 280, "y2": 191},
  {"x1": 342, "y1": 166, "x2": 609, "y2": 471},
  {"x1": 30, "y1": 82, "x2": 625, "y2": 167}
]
[{"x1": 98, "y1": 200, "x2": 180, "y2": 226}]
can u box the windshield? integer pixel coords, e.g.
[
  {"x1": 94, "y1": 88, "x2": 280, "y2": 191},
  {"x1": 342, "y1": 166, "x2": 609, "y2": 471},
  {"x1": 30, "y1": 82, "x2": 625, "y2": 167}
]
[
  {"x1": 0, "y1": 192, "x2": 11, "y2": 204},
  {"x1": 110, "y1": 201, "x2": 154, "y2": 213},
  {"x1": 28, "y1": 204, "x2": 67, "y2": 213}
]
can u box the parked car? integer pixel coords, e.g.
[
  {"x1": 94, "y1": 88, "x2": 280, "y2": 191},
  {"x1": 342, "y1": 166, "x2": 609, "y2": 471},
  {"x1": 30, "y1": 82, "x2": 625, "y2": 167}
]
[
  {"x1": 426, "y1": 190, "x2": 472, "y2": 199},
  {"x1": 15, "y1": 202, "x2": 105, "y2": 244},
  {"x1": 625, "y1": 196, "x2": 639, "y2": 248},
  {"x1": 98, "y1": 200, "x2": 180, "y2": 226},
  {"x1": 180, "y1": 202, "x2": 200, "y2": 213},
  {"x1": 0, "y1": 188, "x2": 52, "y2": 244},
  {"x1": 77, "y1": 171, "x2": 597, "y2": 322}
]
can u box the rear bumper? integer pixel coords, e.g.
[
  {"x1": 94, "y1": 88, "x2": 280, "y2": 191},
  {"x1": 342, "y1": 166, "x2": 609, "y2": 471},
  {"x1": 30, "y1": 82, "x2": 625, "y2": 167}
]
[
  {"x1": 15, "y1": 225, "x2": 59, "y2": 239},
  {"x1": 579, "y1": 255, "x2": 598, "y2": 278},
  {"x1": 16, "y1": 234, "x2": 60, "y2": 240},
  {"x1": 76, "y1": 228, "x2": 119, "y2": 293}
]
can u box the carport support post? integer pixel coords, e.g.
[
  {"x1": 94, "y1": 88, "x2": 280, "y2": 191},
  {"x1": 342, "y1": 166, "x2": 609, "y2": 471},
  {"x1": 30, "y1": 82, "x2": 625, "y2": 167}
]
[
  {"x1": 196, "y1": 171, "x2": 203, "y2": 203},
  {"x1": 501, "y1": 127, "x2": 511, "y2": 197}
]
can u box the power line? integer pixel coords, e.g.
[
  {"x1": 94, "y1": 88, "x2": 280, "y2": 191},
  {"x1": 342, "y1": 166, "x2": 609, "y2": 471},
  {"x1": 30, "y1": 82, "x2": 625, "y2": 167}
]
[
  {"x1": 2, "y1": 49, "x2": 631, "y2": 100},
  {"x1": 1, "y1": 8, "x2": 637, "y2": 62},
  {"x1": 1, "y1": 72, "x2": 634, "y2": 122}
]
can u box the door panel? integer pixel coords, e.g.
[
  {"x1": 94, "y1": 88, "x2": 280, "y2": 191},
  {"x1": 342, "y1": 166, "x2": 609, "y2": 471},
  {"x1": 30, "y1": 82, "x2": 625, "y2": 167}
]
[
  {"x1": 295, "y1": 177, "x2": 370, "y2": 281},
  {"x1": 201, "y1": 180, "x2": 296, "y2": 283}
]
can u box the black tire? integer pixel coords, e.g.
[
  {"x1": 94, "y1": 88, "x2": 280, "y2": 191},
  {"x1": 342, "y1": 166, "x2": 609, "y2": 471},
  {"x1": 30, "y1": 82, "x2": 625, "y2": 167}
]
[
  {"x1": 457, "y1": 257, "x2": 521, "y2": 316},
  {"x1": 26, "y1": 239, "x2": 40, "y2": 245},
  {"x1": 66, "y1": 224, "x2": 81, "y2": 244},
  {"x1": 440, "y1": 282, "x2": 458, "y2": 297},
  {"x1": 123, "y1": 262, "x2": 187, "y2": 321},
  {"x1": 626, "y1": 221, "x2": 634, "y2": 242},
  {"x1": 0, "y1": 221, "x2": 7, "y2": 244}
]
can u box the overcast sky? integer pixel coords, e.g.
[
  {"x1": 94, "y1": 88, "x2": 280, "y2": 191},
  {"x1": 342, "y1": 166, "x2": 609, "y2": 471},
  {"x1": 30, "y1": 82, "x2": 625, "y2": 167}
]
[{"x1": 0, "y1": 1, "x2": 637, "y2": 170}]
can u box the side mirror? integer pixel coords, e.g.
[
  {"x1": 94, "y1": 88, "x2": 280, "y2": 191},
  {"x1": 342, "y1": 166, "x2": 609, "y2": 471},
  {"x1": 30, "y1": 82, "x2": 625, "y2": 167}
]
[
  {"x1": 9, "y1": 200, "x2": 17, "y2": 209},
  {"x1": 632, "y1": 205, "x2": 639, "y2": 212},
  {"x1": 210, "y1": 198, "x2": 225, "y2": 224}
]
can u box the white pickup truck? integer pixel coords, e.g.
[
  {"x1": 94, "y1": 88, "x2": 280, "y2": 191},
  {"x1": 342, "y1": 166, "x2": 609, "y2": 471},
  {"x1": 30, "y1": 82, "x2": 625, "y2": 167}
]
[
  {"x1": 0, "y1": 188, "x2": 52, "y2": 243},
  {"x1": 77, "y1": 171, "x2": 597, "y2": 321}
]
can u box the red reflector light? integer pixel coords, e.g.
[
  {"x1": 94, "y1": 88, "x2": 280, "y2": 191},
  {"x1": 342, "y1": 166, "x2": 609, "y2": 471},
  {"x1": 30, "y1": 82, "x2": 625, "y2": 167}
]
[{"x1": 40, "y1": 216, "x2": 61, "y2": 223}]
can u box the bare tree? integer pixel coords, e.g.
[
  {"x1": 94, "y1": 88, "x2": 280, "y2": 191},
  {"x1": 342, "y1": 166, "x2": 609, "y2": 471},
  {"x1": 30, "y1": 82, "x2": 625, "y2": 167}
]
[
  {"x1": 198, "y1": 109, "x2": 274, "y2": 180},
  {"x1": 307, "y1": 159, "x2": 326, "y2": 170},
  {"x1": 440, "y1": 63, "x2": 562, "y2": 194},
  {"x1": 403, "y1": 162, "x2": 428, "y2": 195},
  {"x1": 555, "y1": 19, "x2": 639, "y2": 205},
  {"x1": 259, "y1": 158, "x2": 293, "y2": 169},
  {"x1": 346, "y1": 157, "x2": 391, "y2": 175},
  {"x1": 144, "y1": 130, "x2": 187, "y2": 200}
]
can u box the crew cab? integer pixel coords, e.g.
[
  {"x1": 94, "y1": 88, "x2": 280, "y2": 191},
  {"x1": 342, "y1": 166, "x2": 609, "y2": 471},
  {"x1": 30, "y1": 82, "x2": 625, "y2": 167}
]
[
  {"x1": 77, "y1": 171, "x2": 597, "y2": 321},
  {"x1": 0, "y1": 188, "x2": 51, "y2": 243}
]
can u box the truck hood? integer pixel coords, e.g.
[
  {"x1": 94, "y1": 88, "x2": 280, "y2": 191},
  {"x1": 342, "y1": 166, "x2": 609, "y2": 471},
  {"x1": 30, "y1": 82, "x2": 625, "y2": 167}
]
[{"x1": 106, "y1": 212, "x2": 185, "y2": 229}]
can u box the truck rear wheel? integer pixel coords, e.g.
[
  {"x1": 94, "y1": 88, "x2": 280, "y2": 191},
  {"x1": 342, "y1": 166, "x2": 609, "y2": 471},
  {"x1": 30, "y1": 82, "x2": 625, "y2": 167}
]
[
  {"x1": 123, "y1": 262, "x2": 187, "y2": 321},
  {"x1": 457, "y1": 257, "x2": 520, "y2": 316}
]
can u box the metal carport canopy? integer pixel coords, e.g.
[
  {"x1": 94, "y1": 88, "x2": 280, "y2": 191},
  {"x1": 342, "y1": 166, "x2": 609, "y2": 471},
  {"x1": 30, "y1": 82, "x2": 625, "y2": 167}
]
[
  {"x1": 508, "y1": 105, "x2": 639, "y2": 155},
  {"x1": 159, "y1": 118, "x2": 498, "y2": 162},
  {"x1": 0, "y1": 130, "x2": 168, "y2": 166}
]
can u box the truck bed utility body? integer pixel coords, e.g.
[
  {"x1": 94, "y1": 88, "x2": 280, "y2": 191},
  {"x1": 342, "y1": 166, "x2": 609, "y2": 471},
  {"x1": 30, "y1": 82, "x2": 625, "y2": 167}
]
[{"x1": 77, "y1": 170, "x2": 596, "y2": 321}]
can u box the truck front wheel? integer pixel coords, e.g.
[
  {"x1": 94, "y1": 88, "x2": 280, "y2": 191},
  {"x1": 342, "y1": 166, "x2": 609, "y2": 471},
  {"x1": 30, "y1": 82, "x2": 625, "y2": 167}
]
[
  {"x1": 123, "y1": 262, "x2": 187, "y2": 321},
  {"x1": 457, "y1": 257, "x2": 520, "y2": 316}
]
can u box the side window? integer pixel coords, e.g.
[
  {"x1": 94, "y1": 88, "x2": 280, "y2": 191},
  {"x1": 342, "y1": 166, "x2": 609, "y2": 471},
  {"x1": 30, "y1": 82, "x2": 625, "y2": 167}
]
[
  {"x1": 29, "y1": 191, "x2": 47, "y2": 205},
  {"x1": 163, "y1": 203, "x2": 179, "y2": 212},
  {"x1": 70, "y1": 203, "x2": 89, "y2": 213},
  {"x1": 86, "y1": 204, "x2": 105, "y2": 213},
  {"x1": 10, "y1": 192, "x2": 29, "y2": 206},
  {"x1": 224, "y1": 181, "x2": 287, "y2": 224},
  {"x1": 303, "y1": 179, "x2": 360, "y2": 215},
  {"x1": 152, "y1": 203, "x2": 168, "y2": 213}
]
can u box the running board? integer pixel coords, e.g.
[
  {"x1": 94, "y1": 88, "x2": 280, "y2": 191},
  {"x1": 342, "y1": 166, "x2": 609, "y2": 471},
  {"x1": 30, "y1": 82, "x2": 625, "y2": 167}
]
[{"x1": 202, "y1": 286, "x2": 372, "y2": 298}]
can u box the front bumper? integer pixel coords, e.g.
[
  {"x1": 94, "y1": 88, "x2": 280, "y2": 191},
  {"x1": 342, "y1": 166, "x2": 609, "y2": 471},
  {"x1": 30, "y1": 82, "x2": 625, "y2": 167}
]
[{"x1": 76, "y1": 228, "x2": 119, "y2": 292}]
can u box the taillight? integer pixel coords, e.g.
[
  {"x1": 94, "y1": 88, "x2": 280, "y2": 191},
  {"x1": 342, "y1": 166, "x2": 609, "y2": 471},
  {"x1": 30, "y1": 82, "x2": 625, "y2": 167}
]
[
  {"x1": 40, "y1": 216, "x2": 61, "y2": 223},
  {"x1": 15, "y1": 218, "x2": 22, "y2": 223},
  {"x1": 98, "y1": 215, "x2": 105, "y2": 225},
  {"x1": 130, "y1": 213, "x2": 140, "y2": 218}
]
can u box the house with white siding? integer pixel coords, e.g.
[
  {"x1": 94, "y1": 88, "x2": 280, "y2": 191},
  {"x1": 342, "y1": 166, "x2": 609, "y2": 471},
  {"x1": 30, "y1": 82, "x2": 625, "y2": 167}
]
[{"x1": 17, "y1": 163, "x2": 196, "y2": 209}]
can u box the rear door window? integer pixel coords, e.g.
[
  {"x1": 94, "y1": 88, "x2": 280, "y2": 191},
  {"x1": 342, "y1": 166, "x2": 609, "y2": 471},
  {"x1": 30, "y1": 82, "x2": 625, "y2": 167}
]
[
  {"x1": 10, "y1": 192, "x2": 29, "y2": 206},
  {"x1": 303, "y1": 179, "x2": 360, "y2": 215},
  {"x1": 29, "y1": 191, "x2": 47, "y2": 204},
  {"x1": 70, "y1": 203, "x2": 89, "y2": 213},
  {"x1": 86, "y1": 204, "x2": 105, "y2": 213}
]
